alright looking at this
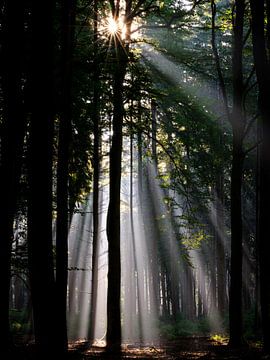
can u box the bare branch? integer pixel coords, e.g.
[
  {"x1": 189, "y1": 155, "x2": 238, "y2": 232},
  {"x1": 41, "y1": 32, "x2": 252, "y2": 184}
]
[
  {"x1": 243, "y1": 113, "x2": 259, "y2": 139},
  {"x1": 243, "y1": 23, "x2": 251, "y2": 46},
  {"x1": 243, "y1": 140, "x2": 261, "y2": 156},
  {"x1": 243, "y1": 65, "x2": 255, "y2": 90}
]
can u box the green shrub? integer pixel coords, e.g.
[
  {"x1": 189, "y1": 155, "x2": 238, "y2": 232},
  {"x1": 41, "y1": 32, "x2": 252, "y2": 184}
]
[{"x1": 158, "y1": 314, "x2": 212, "y2": 339}]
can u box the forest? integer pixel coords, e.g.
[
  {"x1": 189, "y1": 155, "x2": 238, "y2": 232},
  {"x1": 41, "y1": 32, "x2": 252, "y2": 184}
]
[{"x1": 1, "y1": 0, "x2": 270, "y2": 359}]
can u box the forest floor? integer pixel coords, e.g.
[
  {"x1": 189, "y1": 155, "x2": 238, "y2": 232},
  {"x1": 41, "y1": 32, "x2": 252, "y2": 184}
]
[
  {"x1": 9, "y1": 336, "x2": 268, "y2": 360},
  {"x1": 65, "y1": 337, "x2": 267, "y2": 360}
]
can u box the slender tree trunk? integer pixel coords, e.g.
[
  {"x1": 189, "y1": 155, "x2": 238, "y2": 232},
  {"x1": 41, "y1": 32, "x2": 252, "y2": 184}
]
[
  {"x1": 55, "y1": 0, "x2": 76, "y2": 353},
  {"x1": 137, "y1": 131, "x2": 143, "y2": 200},
  {"x1": 0, "y1": 0, "x2": 25, "y2": 350},
  {"x1": 250, "y1": 0, "x2": 270, "y2": 352},
  {"x1": 129, "y1": 132, "x2": 143, "y2": 342},
  {"x1": 216, "y1": 177, "x2": 227, "y2": 315},
  {"x1": 89, "y1": 0, "x2": 100, "y2": 342},
  {"x1": 229, "y1": 0, "x2": 245, "y2": 347},
  {"x1": 209, "y1": 233, "x2": 217, "y2": 312},
  {"x1": 148, "y1": 105, "x2": 160, "y2": 317},
  {"x1": 151, "y1": 100, "x2": 157, "y2": 163},
  {"x1": 254, "y1": 124, "x2": 261, "y2": 335}
]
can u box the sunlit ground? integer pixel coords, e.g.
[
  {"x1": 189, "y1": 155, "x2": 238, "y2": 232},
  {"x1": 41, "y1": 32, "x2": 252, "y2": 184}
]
[{"x1": 67, "y1": 336, "x2": 264, "y2": 360}]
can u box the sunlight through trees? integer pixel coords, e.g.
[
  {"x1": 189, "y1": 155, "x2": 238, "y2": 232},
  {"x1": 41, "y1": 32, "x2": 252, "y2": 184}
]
[{"x1": 0, "y1": 0, "x2": 269, "y2": 359}]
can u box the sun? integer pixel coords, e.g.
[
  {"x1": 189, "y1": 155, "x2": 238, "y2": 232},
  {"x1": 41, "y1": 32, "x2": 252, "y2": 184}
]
[
  {"x1": 99, "y1": 14, "x2": 141, "y2": 42},
  {"x1": 107, "y1": 16, "x2": 118, "y2": 35}
]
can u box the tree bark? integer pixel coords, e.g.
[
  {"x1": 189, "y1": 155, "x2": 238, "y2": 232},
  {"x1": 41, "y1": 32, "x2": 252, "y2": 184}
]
[
  {"x1": 0, "y1": 0, "x2": 25, "y2": 350},
  {"x1": 55, "y1": 0, "x2": 76, "y2": 354},
  {"x1": 229, "y1": 0, "x2": 245, "y2": 347},
  {"x1": 89, "y1": 0, "x2": 100, "y2": 343},
  {"x1": 250, "y1": 0, "x2": 270, "y2": 352},
  {"x1": 130, "y1": 132, "x2": 143, "y2": 342},
  {"x1": 27, "y1": 0, "x2": 56, "y2": 355},
  {"x1": 216, "y1": 176, "x2": 227, "y2": 315},
  {"x1": 211, "y1": 0, "x2": 245, "y2": 346},
  {"x1": 106, "y1": 35, "x2": 128, "y2": 354}
]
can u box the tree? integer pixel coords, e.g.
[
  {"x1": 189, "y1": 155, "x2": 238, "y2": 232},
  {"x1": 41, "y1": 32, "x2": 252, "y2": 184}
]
[
  {"x1": 106, "y1": 3, "x2": 129, "y2": 350},
  {"x1": 89, "y1": 0, "x2": 101, "y2": 343},
  {"x1": 55, "y1": 0, "x2": 77, "y2": 354},
  {"x1": 250, "y1": 0, "x2": 270, "y2": 352},
  {"x1": 27, "y1": 0, "x2": 57, "y2": 354},
  {"x1": 210, "y1": 0, "x2": 248, "y2": 345},
  {"x1": 0, "y1": 0, "x2": 25, "y2": 351},
  {"x1": 228, "y1": 0, "x2": 246, "y2": 347}
]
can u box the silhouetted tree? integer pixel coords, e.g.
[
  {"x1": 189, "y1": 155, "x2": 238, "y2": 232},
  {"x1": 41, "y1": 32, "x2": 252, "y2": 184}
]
[
  {"x1": 27, "y1": 0, "x2": 56, "y2": 355},
  {"x1": 250, "y1": 0, "x2": 270, "y2": 353},
  {"x1": 0, "y1": 0, "x2": 25, "y2": 350},
  {"x1": 106, "y1": 6, "x2": 128, "y2": 351},
  {"x1": 55, "y1": 0, "x2": 77, "y2": 354},
  {"x1": 89, "y1": 0, "x2": 101, "y2": 343},
  {"x1": 229, "y1": 0, "x2": 245, "y2": 347}
]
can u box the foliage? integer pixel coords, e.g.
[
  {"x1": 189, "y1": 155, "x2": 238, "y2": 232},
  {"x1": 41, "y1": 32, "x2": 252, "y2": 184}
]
[
  {"x1": 182, "y1": 229, "x2": 209, "y2": 250},
  {"x1": 9, "y1": 309, "x2": 31, "y2": 335},
  {"x1": 159, "y1": 315, "x2": 212, "y2": 339}
]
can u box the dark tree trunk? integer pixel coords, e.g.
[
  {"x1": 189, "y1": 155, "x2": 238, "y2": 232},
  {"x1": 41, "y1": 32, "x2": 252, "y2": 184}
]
[
  {"x1": 209, "y1": 233, "x2": 217, "y2": 312},
  {"x1": 89, "y1": 0, "x2": 100, "y2": 343},
  {"x1": 137, "y1": 131, "x2": 143, "y2": 200},
  {"x1": 129, "y1": 132, "x2": 143, "y2": 342},
  {"x1": 106, "y1": 38, "x2": 128, "y2": 353},
  {"x1": 27, "y1": 0, "x2": 56, "y2": 355},
  {"x1": 151, "y1": 100, "x2": 157, "y2": 163},
  {"x1": 229, "y1": 0, "x2": 245, "y2": 347},
  {"x1": 106, "y1": 0, "x2": 134, "y2": 351},
  {"x1": 147, "y1": 106, "x2": 160, "y2": 317},
  {"x1": 216, "y1": 177, "x2": 227, "y2": 315},
  {"x1": 55, "y1": 0, "x2": 76, "y2": 354},
  {"x1": 0, "y1": 0, "x2": 25, "y2": 350},
  {"x1": 212, "y1": 0, "x2": 246, "y2": 346},
  {"x1": 250, "y1": 0, "x2": 270, "y2": 352}
]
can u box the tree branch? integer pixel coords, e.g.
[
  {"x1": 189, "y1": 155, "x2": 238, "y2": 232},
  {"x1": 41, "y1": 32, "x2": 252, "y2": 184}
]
[
  {"x1": 243, "y1": 113, "x2": 259, "y2": 139},
  {"x1": 243, "y1": 24, "x2": 251, "y2": 46},
  {"x1": 243, "y1": 140, "x2": 261, "y2": 156},
  {"x1": 243, "y1": 65, "x2": 255, "y2": 90}
]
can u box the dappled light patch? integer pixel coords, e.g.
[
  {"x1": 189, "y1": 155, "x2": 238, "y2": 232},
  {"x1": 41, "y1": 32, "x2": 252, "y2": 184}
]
[{"x1": 210, "y1": 334, "x2": 229, "y2": 346}]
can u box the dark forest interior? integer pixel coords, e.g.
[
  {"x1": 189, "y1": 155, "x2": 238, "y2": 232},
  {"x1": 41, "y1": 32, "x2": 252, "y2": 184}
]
[{"x1": 1, "y1": 0, "x2": 270, "y2": 359}]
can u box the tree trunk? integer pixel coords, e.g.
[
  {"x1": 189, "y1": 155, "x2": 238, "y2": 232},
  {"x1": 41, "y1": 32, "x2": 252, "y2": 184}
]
[
  {"x1": 216, "y1": 177, "x2": 227, "y2": 315},
  {"x1": 55, "y1": 0, "x2": 76, "y2": 354},
  {"x1": 27, "y1": 0, "x2": 56, "y2": 355},
  {"x1": 211, "y1": 0, "x2": 246, "y2": 342},
  {"x1": 106, "y1": 37, "x2": 128, "y2": 353},
  {"x1": 229, "y1": 0, "x2": 245, "y2": 347},
  {"x1": 0, "y1": 0, "x2": 25, "y2": 350},
  {"x1": 250, "y1": 0, "x2": 270, "y2": 352},
  {"x1": 129, "y1": 132, "x2": 143, "y2": 342},
  {"x1": 89, "y1": 0, "x2": 100, "y2": 343}
]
